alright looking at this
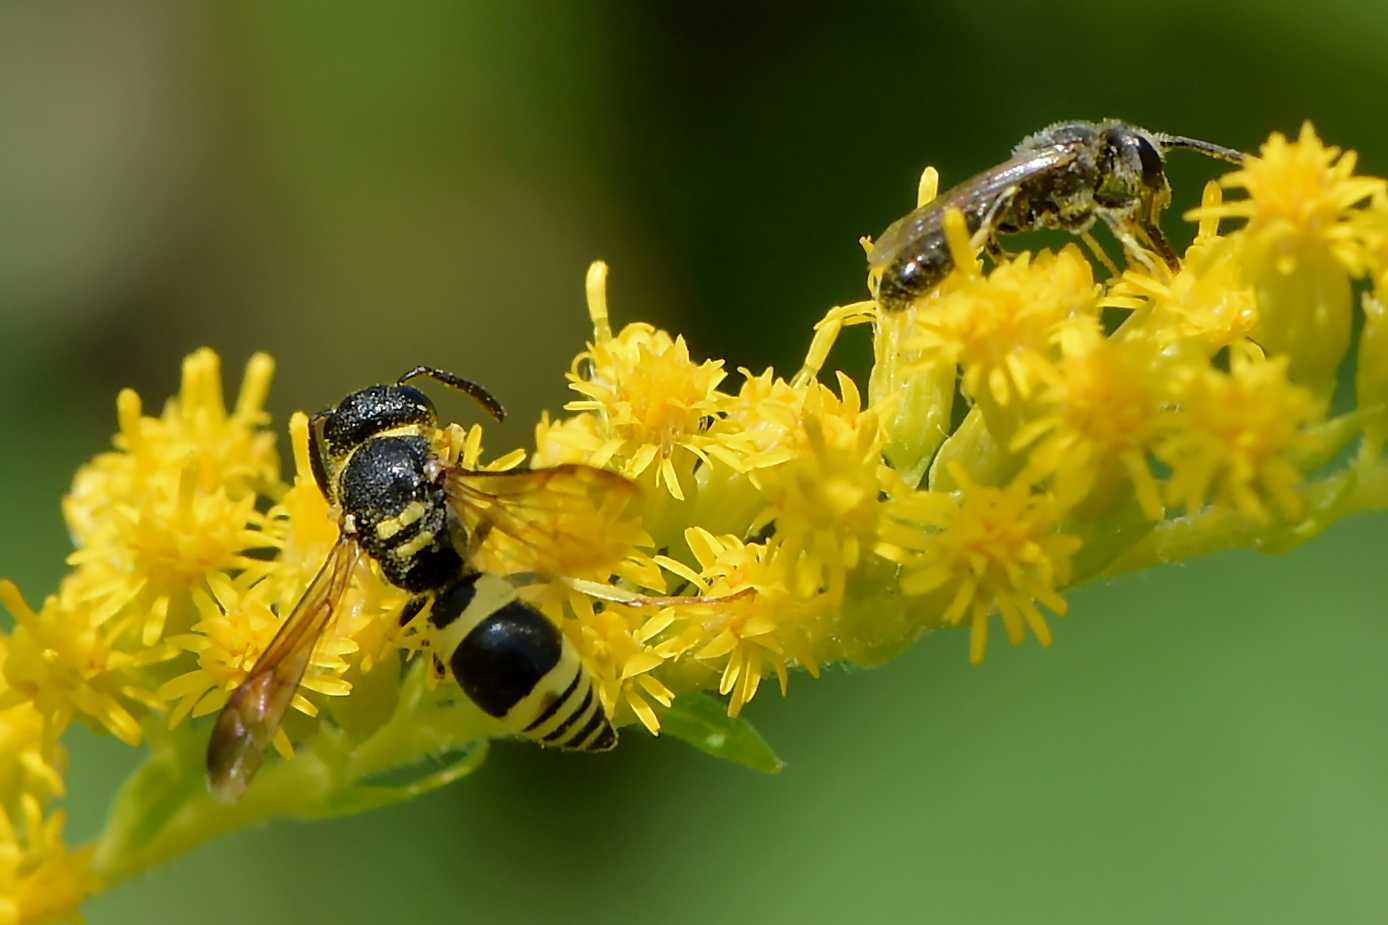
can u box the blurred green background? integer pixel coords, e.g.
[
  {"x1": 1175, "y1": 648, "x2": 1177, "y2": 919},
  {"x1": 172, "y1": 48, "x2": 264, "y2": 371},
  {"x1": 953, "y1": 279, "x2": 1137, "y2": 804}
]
[{"x1": 4, "y1": 1, "x2": 1388, "y2": 922}]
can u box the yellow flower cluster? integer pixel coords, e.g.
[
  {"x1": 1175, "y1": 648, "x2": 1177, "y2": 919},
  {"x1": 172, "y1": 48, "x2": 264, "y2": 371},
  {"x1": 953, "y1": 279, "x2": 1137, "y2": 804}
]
[
  {"x1": 846, "y1": 123, "x2": 1382, "y2": 657},
  {"x1": 3, "y1": 122, "x2": 1388, "y2": 919},
  {"x1": 0, "y1": 351, "x2": 405, "y2": 919},
  {"x1": 0, "y1": 633, "x2": 95, "y2": 925}
]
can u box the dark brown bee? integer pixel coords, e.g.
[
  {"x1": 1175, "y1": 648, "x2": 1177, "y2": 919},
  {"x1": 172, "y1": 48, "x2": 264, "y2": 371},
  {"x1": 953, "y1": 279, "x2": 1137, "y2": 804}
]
[
  {"x1": 867, "y1": 119, "x2": 1245, "y2": 311},
  {"x1": 206, "y1": 368, "x2": 637, "y2": 804}
]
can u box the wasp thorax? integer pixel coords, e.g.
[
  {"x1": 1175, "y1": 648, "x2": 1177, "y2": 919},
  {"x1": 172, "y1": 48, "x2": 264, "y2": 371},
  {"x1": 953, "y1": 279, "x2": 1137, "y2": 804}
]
[
  {"x1": 338, "y1": 435, "x2": 462, "y2": 592},
  {"x1": 314, "y1": 383, "x2": 462, "y2": 594}
]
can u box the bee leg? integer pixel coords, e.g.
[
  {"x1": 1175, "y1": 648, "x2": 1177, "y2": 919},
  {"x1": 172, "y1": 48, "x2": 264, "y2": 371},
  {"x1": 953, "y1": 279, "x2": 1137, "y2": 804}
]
[
  {"x1": 1079, "y1": 229, "x2": 1122, "y2": 279},
  {"x1": 1099, "y1": 212, "x2": 1169, "y2": 281},
  {"x1": 1135, "y1": 216, "x2": 1183, "y2": 273},
  {"x1": 984, "y1": 238, "x2": 1016, "y2": 267},
  {"x1": 969, "y1": 185, "x2": 1020, "y2": 256}
]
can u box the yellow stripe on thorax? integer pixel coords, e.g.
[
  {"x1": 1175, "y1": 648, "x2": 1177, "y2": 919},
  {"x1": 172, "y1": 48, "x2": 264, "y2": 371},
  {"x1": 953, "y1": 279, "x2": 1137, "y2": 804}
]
[{"x1": 375, "y1": 499, "x2": 427, "y2": 540}]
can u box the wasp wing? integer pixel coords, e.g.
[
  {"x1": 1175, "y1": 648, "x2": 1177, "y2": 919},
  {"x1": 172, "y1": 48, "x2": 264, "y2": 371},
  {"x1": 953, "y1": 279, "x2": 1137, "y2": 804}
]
[
  {"x1": 868, "y1": 141, "x2": 1084, "y2": 276},
  {"x1": 447, "y1": 464, "x2": 642, "y2": 578},
  {"x1": 206, "y1": 537, "x2": 362, "y2": 804}
]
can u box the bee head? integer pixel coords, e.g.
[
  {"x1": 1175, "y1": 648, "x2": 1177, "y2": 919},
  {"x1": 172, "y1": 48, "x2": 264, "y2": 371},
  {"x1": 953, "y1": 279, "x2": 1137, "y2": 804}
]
[{"x1": 1095, "y1": 124, "x2": 1171, "y2": 211}]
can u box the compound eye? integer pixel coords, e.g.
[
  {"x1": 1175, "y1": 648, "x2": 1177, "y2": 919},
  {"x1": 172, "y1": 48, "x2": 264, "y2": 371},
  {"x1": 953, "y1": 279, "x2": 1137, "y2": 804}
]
[
  {"x1": 395, "y1": 385, "x2": 434, "y2": 414},
  {"x1": 323, "y1": 384, "x2": 439, "y2": 452},
  {"x1": 1133, "y1": 135, "x2": 1165, "y2": 190}
]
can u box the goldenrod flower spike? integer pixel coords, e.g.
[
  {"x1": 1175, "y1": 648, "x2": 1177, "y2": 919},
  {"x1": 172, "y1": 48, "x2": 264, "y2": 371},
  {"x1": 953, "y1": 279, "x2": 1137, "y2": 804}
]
[{"x1": 7, "y1": 126, "x2": 1388, "y2": 920}]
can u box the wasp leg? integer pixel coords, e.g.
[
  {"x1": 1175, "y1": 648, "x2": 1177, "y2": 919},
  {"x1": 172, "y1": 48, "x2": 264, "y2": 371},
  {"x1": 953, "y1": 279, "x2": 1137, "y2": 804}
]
[
  {"x1": 398, "y1": 367, "x2": 506, "y2": 423},
  {"x1": 469, "y1": 514, "x2": 495, "y2": 559},
  {"x1": 306, "y1": 409, "x2": 335, "y2": 499},
  {"x1": 397, "y1": 593, "x2": 433, "y2": 628},
  {"x1": 563, "y1": 576, "x2": 755, "y2": 607}
]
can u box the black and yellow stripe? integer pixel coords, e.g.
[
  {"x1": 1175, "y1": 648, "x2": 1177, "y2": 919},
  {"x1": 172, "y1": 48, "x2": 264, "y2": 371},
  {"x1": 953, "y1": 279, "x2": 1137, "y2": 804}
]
[{"x1": 427, "y1": 573, "x2": 616, "y2": 751}]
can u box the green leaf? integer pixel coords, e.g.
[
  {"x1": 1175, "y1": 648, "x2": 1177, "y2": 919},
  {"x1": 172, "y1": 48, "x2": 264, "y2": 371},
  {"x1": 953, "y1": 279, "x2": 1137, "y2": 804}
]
[
  {"x1": 1294, "y1": 406, "x2": 1381, "y2": 473},
  {"x1": 660, "y1": 694, "x2": 785, "y2": 773},
  {"x1": 309, "y1": 740, "x2": 490, "y2": 819}
]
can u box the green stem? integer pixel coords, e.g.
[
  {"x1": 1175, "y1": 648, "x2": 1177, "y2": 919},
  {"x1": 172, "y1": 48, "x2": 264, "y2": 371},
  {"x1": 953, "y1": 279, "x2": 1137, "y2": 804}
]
[
  {"x1": 1100, "y1": 462, "x2": 1388, "y2": 579},
  {"x1": 91, "y1": 660, "x2": 500, "y2": 889}
]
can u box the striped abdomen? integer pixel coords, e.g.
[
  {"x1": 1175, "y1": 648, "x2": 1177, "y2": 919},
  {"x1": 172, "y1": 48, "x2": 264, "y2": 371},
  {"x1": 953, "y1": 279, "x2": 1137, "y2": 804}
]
[{"x1": 427, "y1": 573, "x2": 616, "y2": 751}]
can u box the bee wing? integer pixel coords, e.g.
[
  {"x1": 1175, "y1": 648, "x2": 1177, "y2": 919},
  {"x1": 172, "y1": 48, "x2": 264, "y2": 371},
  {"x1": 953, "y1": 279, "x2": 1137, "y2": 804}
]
[
  {"x1": 206, "y1": 537, "x2": 362, "y2": 804},
  {"x1": 447, "y1": 464, "x2": 642, "y2": 576},
  {"x1": 868, "y1": 142, "x2": 1083, "y2": 272}
]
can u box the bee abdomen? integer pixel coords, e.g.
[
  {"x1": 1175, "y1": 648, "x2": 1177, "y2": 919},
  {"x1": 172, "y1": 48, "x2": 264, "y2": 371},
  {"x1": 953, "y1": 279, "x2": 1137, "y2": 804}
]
[{"x1": 431, "y1": 575, "x2": 616, "y2": 752}]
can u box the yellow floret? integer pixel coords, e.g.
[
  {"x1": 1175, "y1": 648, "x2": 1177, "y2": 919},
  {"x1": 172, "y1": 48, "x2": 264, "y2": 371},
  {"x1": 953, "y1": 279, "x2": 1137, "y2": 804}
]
[
  {"x1": 905, "y1": 244, "x2": 1101, "y2": 445},
  {"x1": 1010, "y1": 324, "x2": 1167, "y2": 520},
  {"x1": 0, "y1": 579, "x2": 169, "y2": 747},
  {"x1": 0, "y1": 795, "x2": 98, "y2": 925},
  {"x1": 888, "y1": 466, "x2": 1080, "y2": 664},
  {"x1": 1157, "y1": 344, "x2": 1322, "y2": 524},
  {"x1": 565, "y1": 262, "x2": 730, "y2": 500}
]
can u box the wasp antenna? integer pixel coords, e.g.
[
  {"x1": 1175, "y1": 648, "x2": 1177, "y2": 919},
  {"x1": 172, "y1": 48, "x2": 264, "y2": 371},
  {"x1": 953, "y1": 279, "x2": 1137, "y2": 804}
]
[
  {"x1": 1157, "y1": 134, "x2": 1246, "y2": 166},
  {"x1": 397, "y1": 367, "x2": 506, "y2": 423}
]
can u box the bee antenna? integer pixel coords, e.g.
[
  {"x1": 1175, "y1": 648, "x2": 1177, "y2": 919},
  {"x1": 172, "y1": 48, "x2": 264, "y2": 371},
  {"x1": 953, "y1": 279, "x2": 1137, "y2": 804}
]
[
  {"x1": 397, "y1": 367, "x2": 506, "y2": 423},
  {"x1": 1156, "y1": 134, "x2": 1246, "y2": 166}
]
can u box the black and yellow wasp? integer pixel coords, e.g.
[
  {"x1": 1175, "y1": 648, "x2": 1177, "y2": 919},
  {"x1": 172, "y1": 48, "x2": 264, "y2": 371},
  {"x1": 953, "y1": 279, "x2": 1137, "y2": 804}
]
[{"x1": 206, "y1": 368, "x2": 638, "y2": 804}]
